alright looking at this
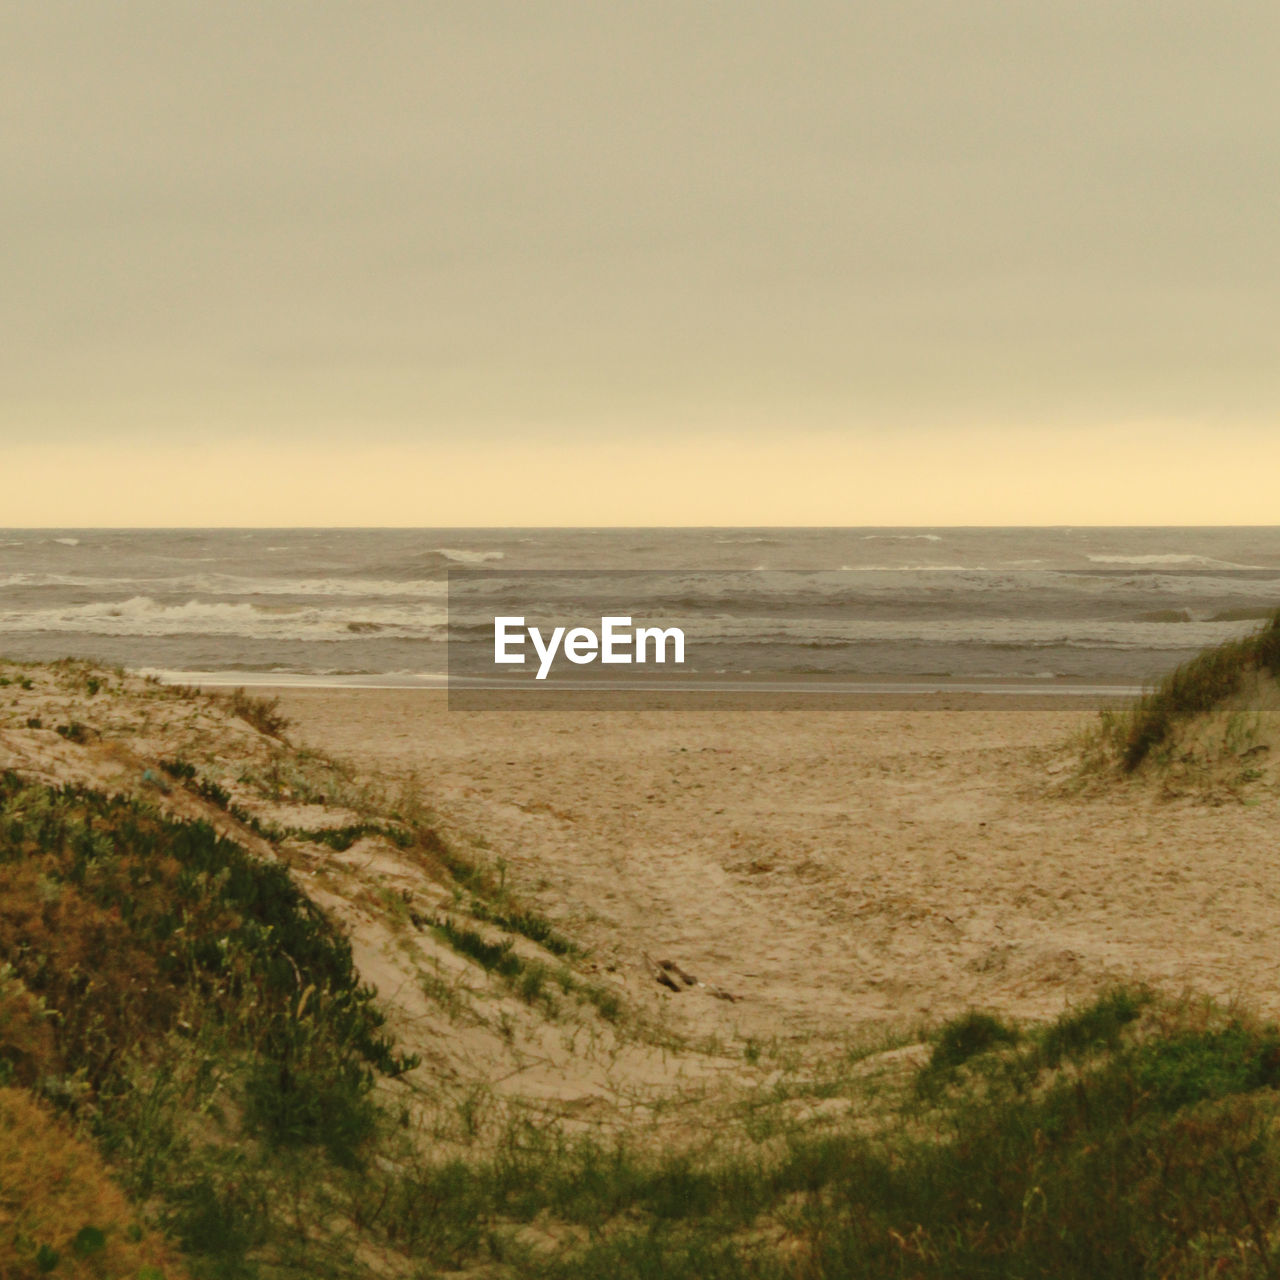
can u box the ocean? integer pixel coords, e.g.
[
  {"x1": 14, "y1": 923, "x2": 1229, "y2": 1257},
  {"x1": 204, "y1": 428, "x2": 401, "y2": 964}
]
[{"x1": 2, "y1": 527, "x2": 1279, "y2": 692}]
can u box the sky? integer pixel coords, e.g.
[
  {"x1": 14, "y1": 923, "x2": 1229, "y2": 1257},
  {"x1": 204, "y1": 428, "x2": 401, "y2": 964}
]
[{"x1": 3, "y1": 2, "x2": 1278, "y2": 526}]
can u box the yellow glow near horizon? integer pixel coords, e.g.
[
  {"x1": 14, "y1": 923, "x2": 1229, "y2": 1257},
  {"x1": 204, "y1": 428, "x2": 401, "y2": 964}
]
[{"x1": 5, "y1": 424, "x2": 1277, "y2": 527}]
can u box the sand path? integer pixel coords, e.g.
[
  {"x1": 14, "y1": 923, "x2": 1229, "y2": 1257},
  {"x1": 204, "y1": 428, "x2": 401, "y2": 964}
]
[{"x1": 276, "y1": 691, "x2": 1280, "y2": 1044}]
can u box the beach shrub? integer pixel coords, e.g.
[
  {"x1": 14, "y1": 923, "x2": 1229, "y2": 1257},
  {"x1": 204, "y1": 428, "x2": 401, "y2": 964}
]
[
  {"x1": 0, "y1": 770, "x2": 434, "y2": 1275},
  {"x1": 1130, "y1": 1023, "x2": 1280, "y2": 1111}
]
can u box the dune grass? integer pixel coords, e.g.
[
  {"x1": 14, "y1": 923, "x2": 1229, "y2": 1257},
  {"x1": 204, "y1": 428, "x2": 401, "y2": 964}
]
[
  {"x1": 1095, "y1": 607, "x2": 1280, "y2": 771},
  {"x1": 221, "y1": 688, "x2": 291, "y2": 740}
]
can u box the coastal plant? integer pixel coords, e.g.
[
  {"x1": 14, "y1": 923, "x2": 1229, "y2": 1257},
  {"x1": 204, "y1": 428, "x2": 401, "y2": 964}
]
[
  {"x1": 927, "y1": 1009, "x2": 1019, "y2": 1072},
  {"x1": 291, "y1": 822, "x2": 405, "y2": 852},
  {"x1": 223, "y1": 688, "x2": 291, "y2": 739},
  {"x1": 468, "y1": 896, "x2": 580, "y2": 958},
  {"x1": 433, "y1": 917, "x2": 524, "y2": 980},
  {"x1": 0, "y1": 771, "x2": 419, "y2": 1273},
  {"x1": 17, "y1": 661, "x2": 1280, "y2": 1278},
  {"x1": 1100, "y1": 608, "x2": 1280, "y2": 771},
  {"x1": 1037, "y1": 984, "x2": 1147, "y2": 1067},
  {"x1": 399, "y1": 988, "x2": 1280, "y2": 1280},
  {"x1": 160, "y1": 759, "x2": 198, "y2": 783}
]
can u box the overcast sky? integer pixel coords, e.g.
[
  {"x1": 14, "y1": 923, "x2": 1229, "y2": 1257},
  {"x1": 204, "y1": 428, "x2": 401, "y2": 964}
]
[{"x1": 4, "y1": 2, "x2": 1278, "y2": 524}]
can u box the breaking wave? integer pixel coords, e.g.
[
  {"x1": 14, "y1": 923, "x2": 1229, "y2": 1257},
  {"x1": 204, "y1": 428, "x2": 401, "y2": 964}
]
[
  {"x1": 0, "y1": 596, "x2": 447, "y2": 641},
  {"x1": 1087, "y1": 554, "x2": 1266, "y2": 570}
]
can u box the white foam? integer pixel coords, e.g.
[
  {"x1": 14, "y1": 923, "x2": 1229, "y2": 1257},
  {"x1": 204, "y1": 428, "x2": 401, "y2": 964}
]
[
  {"x1": 436, "y1": 548, "x2": 504, "y2": 563},
  {"x1": 861, "y1": 533, "x2": 943, "y2": 542},
  {"x1": 0, "y1": 572, "x2": 446, "y2": 598},
  {"x1": 839, "y1": 564, "x2": 977, "y2": 572},
  {"x1": 0, "y1": 596, "x2": 447, "y2": 641},
  {"x1": 685, "y1": 616, "x2": 1264, "y2": 649},
  {"x1": 1087, "y1": 554, "x2": 1266, "y2": 570}
]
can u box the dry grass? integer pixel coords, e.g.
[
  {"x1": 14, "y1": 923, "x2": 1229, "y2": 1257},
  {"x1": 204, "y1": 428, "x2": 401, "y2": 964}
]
[
  {"x1": 222, "y1": 687, "x2": 291, "y2": 739},
  {"x1": 0, "y1": 1086, "x2": 185, "y2": 1279}
]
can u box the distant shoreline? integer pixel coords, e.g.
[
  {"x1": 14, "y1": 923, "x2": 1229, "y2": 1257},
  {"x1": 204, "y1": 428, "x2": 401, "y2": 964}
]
[
  {"x1": 150, "y1": 668, "x2": 1140, "y2": 693},
  {"x1": 147, "y1": 668, "x2": 1138, "y2": 712}
]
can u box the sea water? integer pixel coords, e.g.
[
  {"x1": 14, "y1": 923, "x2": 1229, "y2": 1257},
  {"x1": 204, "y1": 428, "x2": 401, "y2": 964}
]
[{"x1": 1, "y1": 527, "x2": 1278, "y2": 691}]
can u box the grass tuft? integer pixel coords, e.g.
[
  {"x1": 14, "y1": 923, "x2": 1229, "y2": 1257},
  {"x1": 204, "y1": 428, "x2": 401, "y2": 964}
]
[
  {"x1": 928, "y1": 1009, "x2": 1019, "y2": 1072},
  {"x1": 1038, "y1": 985, "x2": 1147, "y2": 1066},
  {"x1": 222, "y1": 688, "x2": 291, "y2": 740}
]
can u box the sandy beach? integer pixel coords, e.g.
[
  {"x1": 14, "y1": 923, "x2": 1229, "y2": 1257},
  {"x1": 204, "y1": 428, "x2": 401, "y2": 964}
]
[{"x1": 274, "y1": 688, "x2": 1280, "y2": 1045}]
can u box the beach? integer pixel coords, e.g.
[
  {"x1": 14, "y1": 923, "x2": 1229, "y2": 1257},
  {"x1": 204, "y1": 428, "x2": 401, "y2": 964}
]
[
  {"x1": 6, "y1": 655, "x2": 1280, "y2": 1275},
  {"x1": 274, "y1": 688, "x2": 1280, "y2": 1044}
]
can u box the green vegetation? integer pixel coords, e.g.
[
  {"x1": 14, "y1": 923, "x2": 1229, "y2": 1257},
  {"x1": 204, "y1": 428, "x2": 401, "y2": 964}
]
[
  {"x1": 159, "y1": 759, "x2": 198, "y2": 783},
  {"x1": 1039, "y1": 983, "x2": 1144, "y2": 1065},
  {"x1": 1096, "y1": 607, "x2": 1280, "y2": 771},
  {"x1": 433, "y1": 916, "x2": 525, "y2": 981},
  {"x1": 373, "y1": 989, "x2": 1280, "y2": 1279},
  {"x1": 468, "y1": 896, "x2": 581, "y2": 958},
  {"x1": 289, "y1": 822, "x2": 407, "y2": 853},
  {"x1": 925, "y1": 1008, "x2": 1019, "y2": 1072},
  {"x1": 0, "y1": 772, "x2": 415, "y2": 1275},
  {"x1": 111, "y1": 984, "x2": 1271, "y2": 1280}
]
